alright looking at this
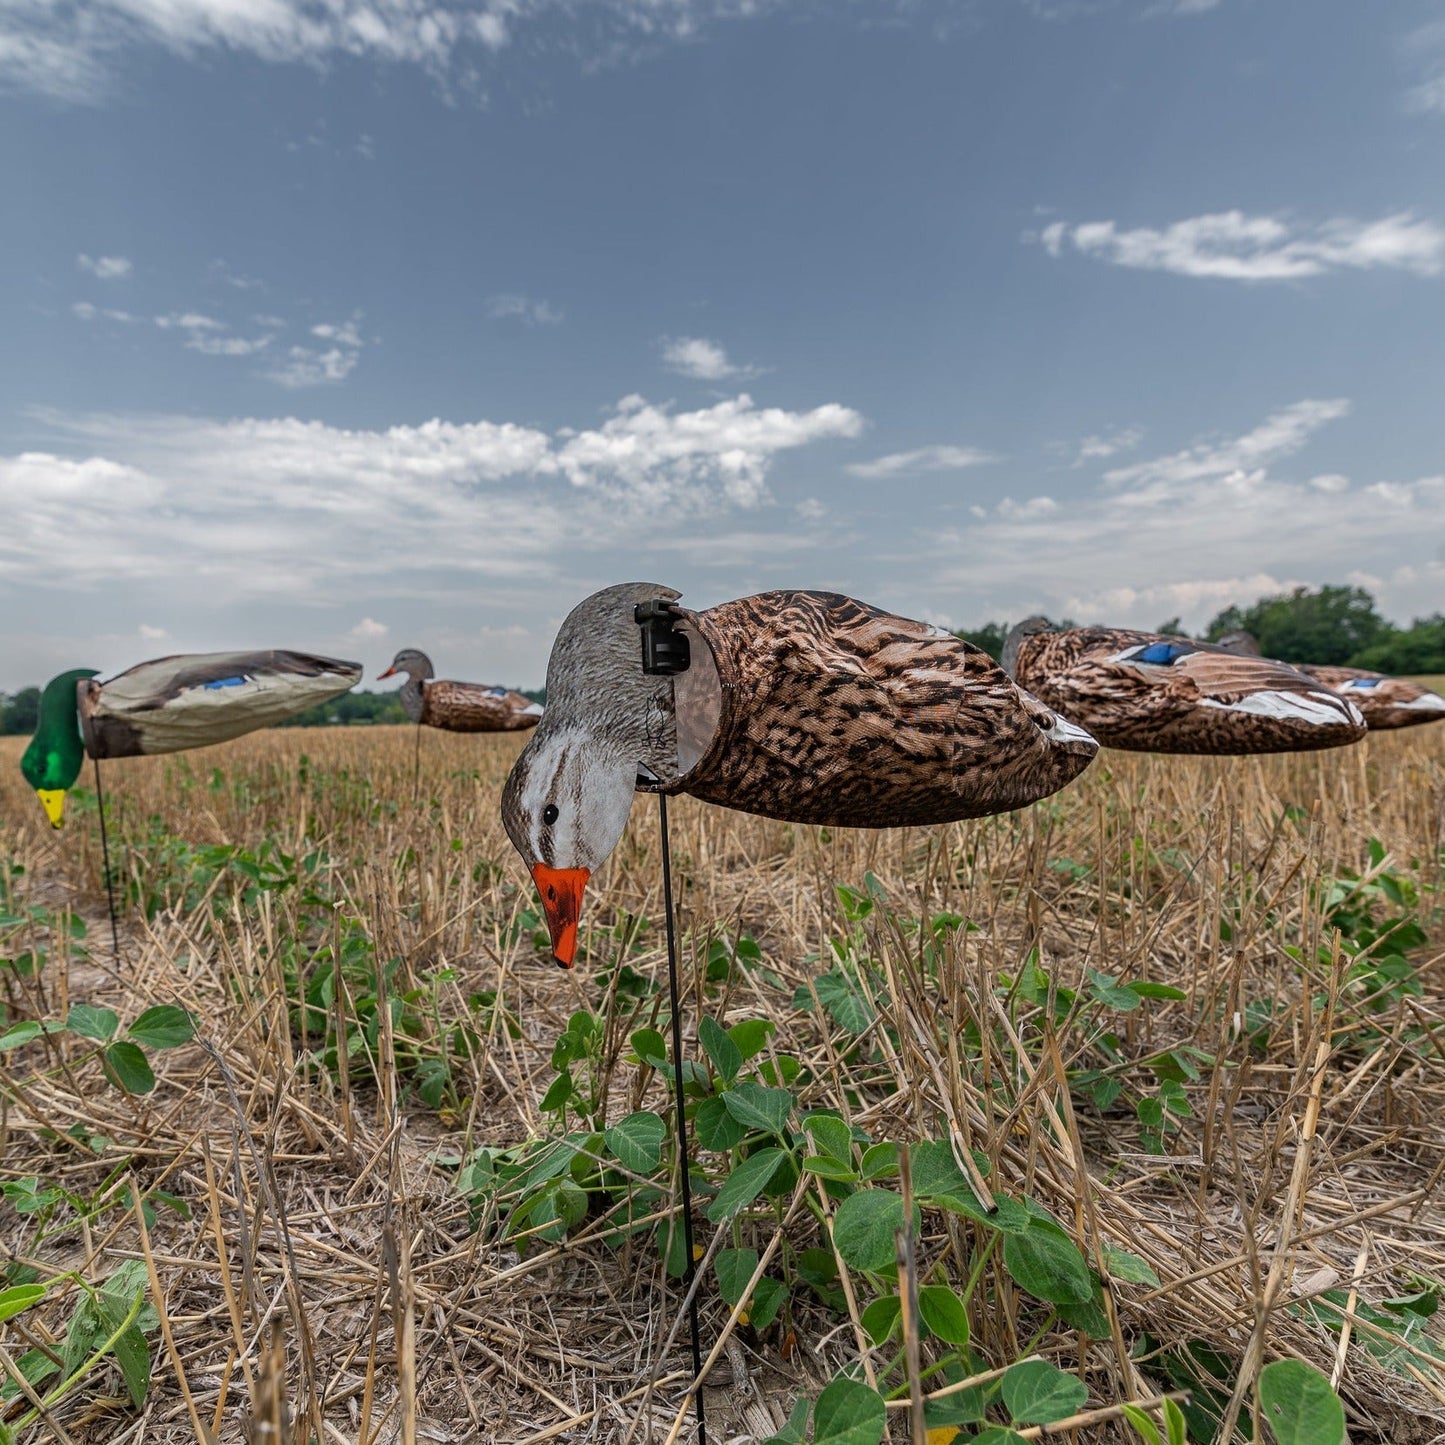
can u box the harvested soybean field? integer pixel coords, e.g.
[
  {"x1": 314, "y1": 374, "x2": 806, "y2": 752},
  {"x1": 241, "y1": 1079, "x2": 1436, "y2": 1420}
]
[{"x1": 0, "y1": 723, "x2": 1443, "y2": 1445}]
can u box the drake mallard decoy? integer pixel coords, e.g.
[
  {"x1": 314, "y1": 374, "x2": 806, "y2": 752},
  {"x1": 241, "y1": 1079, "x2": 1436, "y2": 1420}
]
[
  {"x1": 502, "y1": 584, "x2": 1098, "y2": 966},
  {"x1": 1002, "y1": 619, "x2": 1365, "y2": 754},
  {"x1": 377, "y1": 649, "x2": 543, "y2": 732},
  {"x1": 20, "y1": 651, "x2": 362, "y2": 827},
  {"x1": 1210, "y1": 633, "x2": 1445, "y2": 731}
]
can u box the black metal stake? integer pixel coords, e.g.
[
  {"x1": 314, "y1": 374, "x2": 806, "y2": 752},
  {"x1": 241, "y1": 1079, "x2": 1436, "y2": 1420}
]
[
  {"x1": 92, "y1": 756, "x2": 121, "y2": 963},
  {"x1": 659, "y1": 791, "x2": 706, "y2": 1443}
]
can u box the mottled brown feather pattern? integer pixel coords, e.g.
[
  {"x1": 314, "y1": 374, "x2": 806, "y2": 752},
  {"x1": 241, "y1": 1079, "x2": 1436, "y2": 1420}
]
[
  {"x1": 1297, "y1": 665, "x2": 1445, "y2": 730},
  {"x1": 667, "y1": 591, "x2": 1096, "y2": 827},
  {"x1": 419, "y1": 680, "x2": 541, "y2": 733},
  {"x1": 1010, "y1": 626, "x2": 1365, "y2": 754}
]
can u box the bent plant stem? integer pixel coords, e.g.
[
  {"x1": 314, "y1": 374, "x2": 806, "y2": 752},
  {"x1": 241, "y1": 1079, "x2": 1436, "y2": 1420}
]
[{"x1": 11, "y1": 1282, "x2": 146, "y2": 1435}]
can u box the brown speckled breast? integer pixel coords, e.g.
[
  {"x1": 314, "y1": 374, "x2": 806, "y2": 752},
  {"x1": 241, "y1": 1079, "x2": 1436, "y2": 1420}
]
[
  {"x1": 1013, "y1": 628, "x2": 1365, "y2": 754},
  {"x1": 1298, "y1": 665, "x2": 1445, "y2": 731},
  {"x1": 660, "y1": 592, "x2": 1096, "y2": 827},
  {"x1": 421, "y1": 681, "x2": 541, "y2": 733}
]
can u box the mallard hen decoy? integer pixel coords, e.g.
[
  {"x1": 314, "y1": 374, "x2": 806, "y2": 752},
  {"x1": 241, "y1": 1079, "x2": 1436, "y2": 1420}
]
[
  {"x1": 1003, "y1": 619, "x2": 1365, "y2": 754},
  {"x1": 20, "y1": 651, "x2": 361, "y2": 826},
  {"x1": 502, "y1": 584, "x2": 1098, "y2": 966},
  {"x1": 1294, "y1": 665, "x2": 1445, "y2": 731},
  {"x1": 377, "y1": 649, "x2": 543, "y2": 732},
  {"x1": 1210, "y1": 633, "x2": 1444, "y2": 730}
]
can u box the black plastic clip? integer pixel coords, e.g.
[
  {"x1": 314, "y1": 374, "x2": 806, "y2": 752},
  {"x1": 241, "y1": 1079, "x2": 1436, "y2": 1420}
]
[{"x1": 635, "y1": 600, "x2": 691, "y2": 676}]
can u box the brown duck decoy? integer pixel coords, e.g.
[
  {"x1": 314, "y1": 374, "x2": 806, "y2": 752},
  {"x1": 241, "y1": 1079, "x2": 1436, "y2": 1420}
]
[
  {"x1": 502, "y1": 584, "x2": 1099, "y2": 966},
  {"x1": 1002, "y1": 618, "x2": 1365, "y2": 755},
  {"x1": 1209, "y1": 633, "x2": 1444, "y2": 730},
  {"x1": 378, "y1": 649, "x2": 543, "y2": 732}
]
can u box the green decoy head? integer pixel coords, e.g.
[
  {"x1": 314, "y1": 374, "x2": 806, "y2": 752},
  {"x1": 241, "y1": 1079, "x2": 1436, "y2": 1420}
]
[{"x1": 19, "y1": 669, "x2": 99, "y2": 828}]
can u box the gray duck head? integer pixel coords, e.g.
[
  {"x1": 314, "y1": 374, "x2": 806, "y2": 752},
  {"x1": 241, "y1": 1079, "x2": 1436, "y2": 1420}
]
[
  {"x1": 1001, "y1": 616, "x2": 1057, "y2": 678},
  {"x1": 377, "y1": 648, "x2": 434, "y2": 722},
  {"x1": 502, "y1": 582, "x2": 681, "y2": 967}
]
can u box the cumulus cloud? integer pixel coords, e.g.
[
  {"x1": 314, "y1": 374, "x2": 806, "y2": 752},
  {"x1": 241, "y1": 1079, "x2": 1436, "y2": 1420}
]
[
  {"x1": 349, "y1": 617, "x2": 389, "y2": 639},
  {"x1": 487, "y1": 293, "x2": 564, "y2": 326},
  {"x1": 0, "y1": 392, "x2": 862, "y2": 601},
  {"x1": 1036, "y1": 210, "x2": 1445, "y2": 280},
  {"x1": 1074, "y1": 426, "x2": 1142, "y2": 463},
  {"x1": 660, "y1": 336, "x2": 759, "y2": 382},
  {"x1": 928, "y1": 399, "x2": 1445, "y2": 630},
  {"x1": 847, "y1": 444, "x2": 997, "y2": 480},
  {"x1": 77, "y1": 253, "x2": 131, "y2": 279}
]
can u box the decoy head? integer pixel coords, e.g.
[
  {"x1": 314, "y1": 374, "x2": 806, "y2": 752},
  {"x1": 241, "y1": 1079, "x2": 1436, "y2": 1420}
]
[
  {"x1": 1001, "y1": 616, "x2": 1056, "y2": 678},
  {"x1": 19, "y1": 669, "x2": 99, "y2": 828},
  {"x1": 502, "y1": 583, "x2": 680, "y2": 968},
  {"x1": 1212, "y1": 631, "x2": 1263, "y2": 657},
  {"x1": 377, "y1": 647, "x2": 434, "y2": 682}
]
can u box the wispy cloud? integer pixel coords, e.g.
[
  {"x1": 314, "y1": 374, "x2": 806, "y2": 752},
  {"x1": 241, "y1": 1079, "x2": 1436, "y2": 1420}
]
[
  {"x1": 267, "y1": 317, "x2": 366, "y2": 388},
  {"x1": 660, "y1": 335, "x2": 759, "y2": 381},
  {"x1": 847, "y1": 444, "x2": 997, "y2": 479},
  {"x1": 0, "y1": 391, "x2": 863, "y2": 601},
  {"x1": 927, "y1": 398, "x2": 1445, "y2": 631},
  {"x1": 487, "y1": 292, "x2": 564, "y2": 326},
  {"x1": 1035, "y1": 210, "x2": 1445, "y2": 280},
  {"x1": 1073, "y1": 426, "x2": 1142, "y2": 464},
  {"x1": 77, "y1": 253, "x2": 131, "y2": 280},
  {"x1": 1403, "y1": 20, "x2": 1445, "y2": 115},
  {"x1": 71, "y1": 301, "x2": 137, "y2": 323}
]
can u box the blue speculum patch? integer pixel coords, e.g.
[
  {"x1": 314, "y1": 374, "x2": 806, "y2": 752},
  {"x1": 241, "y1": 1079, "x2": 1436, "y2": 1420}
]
[
  {"x1": 202, "y1": 676, "x2": 249, "y2": 690},
  {"x1": 1342, "y1": 678, "x2": 1381, "y2": 689},
  {"x1": 1135, "y1": 642, "x2": 1192, "y2": 666}
]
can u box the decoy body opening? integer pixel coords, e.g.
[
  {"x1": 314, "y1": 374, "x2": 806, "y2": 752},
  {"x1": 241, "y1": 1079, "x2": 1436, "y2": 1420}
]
[{"x1": 504, "y1": 583, "x2": 1097, "y2": 968}]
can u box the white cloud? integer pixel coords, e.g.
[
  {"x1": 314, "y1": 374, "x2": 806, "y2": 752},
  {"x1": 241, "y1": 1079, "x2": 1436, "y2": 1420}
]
[
  {"x1": 1074, "y1": 426, "x2": 1142, "y2": 463},
  {"x1": 267, "y1": 316, "x2": 366, "y2": 387},
  {"x1": 72, "y1": 301, "x2": 137, "y2": 323},
  {"x1": 0, "y1": 392, "x2": 862, "y2": 600},
  {"x1": 349, "y1": 617, "x2": 389, "y2": 639},
  {"x1": 186, "y1": 332, "x2": 275, "y2": 357},
  {"x1": 660, "y1": 335, "x2": 758, "y2": 381},
  {"x1": 77, "y1": 253, "x2": 132, "y2": 280},
  {"x1": 155, "y1": 311, "x2": 225, "y2": 331},
  {"x1": 487, "y1": 293, "x2": 564, "y2": 326},
  {"x1": 927, "y1": 399, "x2": 1445, "y2": 631},
  {"x1": 1035, "y1": 210, "x2": 1445, "y2": 280},
  {"x1": 846, "y1": 444, "x2": 997, "y2": 479},
  {"x1": 138, "y1": 623, "x2": 169, "y2": 639}
]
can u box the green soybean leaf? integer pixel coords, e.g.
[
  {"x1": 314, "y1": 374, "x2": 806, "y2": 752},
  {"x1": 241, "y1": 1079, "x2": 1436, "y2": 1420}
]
[
  {"x1": 0, "y1": 1022, "x2": 42, "y2": 1051},
  {"x1": 694, "y1": 1096, "x2": 748, "y2": 1152},
  {"x1": 1120, "y1": 1403, "x2": 1162, "y2": 1445},
  {"x1": 630, "y1": 1028, "x2": 668, "y2": 1070},
  {"x1": 812, "y1": 1376, "x2": 887, "y2": 1445},
  {"x1": 832, "y1": 1189, "x2": 918, "y2": 1274},
  {"x1": 749, "y1": 1276, "x2": 787, "y2": 1330},
  {"x1": 861, "y1": 1293, "x2": 902, "y2": 1344},
  {"x1": 699, "y1": 1016, "x2": 743, "y2": 1083},
  {"x1": 715, "y1": 1248, "x2": 760, "y2": 1308},
  {"x1": 1257, "y1": 1360, "x2": 1345, "y2": 1445},
  {"x1": 1104, "y1": 1246, "x2": 1161, "y2": 1288},
  {"x1": 1002, "y1": 1359, "x2": 1087, "y2": 1425},
  {"x1": 706, "y1": 1147, "x2": 786, "y2": 1222},
  {"x1": 917, "y1": 1285, "x2": 970, "y2": 1345},
  {"x1": 1003, "y1": 1219, "x2": 1092, "y2": 1304},
  {"x1": 721, "y1": 1081, "x2": 793, "y2": 1138},
  {"x1": 805, "y1": 1114, "x2": 855, "y2": 1167},
  {"x1": 0, "y1": 1284, "x2": 46, "y2": 1323},
  {"x1": 103, "y1": 1041, "x2": 156, "y2": 1095},
  {"x1": 126, "y1": 1005, "x2": 195, "y2": 1050},
  {"x1": 66, "y1": 1003, "x2": 119, "y2": 1042},
  {"x1": 605, "y1": 1112, "x2": 666, "y2": 1175},
  {"x1": 727, "y1": 1018, "x2": 775, "y2": 1061},
  {"x1": 763, "y1": 1396, "x2": 810, "y2": 1445}
]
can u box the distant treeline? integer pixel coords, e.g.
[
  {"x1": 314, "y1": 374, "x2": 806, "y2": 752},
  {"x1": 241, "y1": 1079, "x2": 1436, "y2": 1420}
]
[
  {"x1": 0, "y1": 684, "x2": 545, "y2": 735},
  {"x1": 957, "y1": 585, "x2": 1445, "y2": 673}
]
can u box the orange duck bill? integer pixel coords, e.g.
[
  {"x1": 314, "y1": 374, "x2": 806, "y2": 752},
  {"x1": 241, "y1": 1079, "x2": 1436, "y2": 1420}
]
[{"x1": 530, "y1": 864, "x2": 591, "y2": 968}]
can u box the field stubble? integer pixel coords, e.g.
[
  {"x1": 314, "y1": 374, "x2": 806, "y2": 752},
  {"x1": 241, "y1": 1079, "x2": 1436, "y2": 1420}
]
[{"x1": 0, "y1": 722, "x2": 1443, "y2": 1443}]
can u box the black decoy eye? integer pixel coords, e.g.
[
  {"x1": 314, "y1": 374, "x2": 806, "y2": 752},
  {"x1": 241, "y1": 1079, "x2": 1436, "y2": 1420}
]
[{"x1": 542, "y1": 804, "x2": 559, "y2": 826}]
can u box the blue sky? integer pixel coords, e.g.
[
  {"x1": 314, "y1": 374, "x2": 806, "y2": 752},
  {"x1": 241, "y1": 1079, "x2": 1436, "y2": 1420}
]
[{"x1": 3, "y1": 0, "x2": 1444, "y2": 690}]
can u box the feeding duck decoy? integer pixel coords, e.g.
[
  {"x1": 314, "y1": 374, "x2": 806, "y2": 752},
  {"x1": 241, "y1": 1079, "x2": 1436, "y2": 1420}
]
[
  {"x1": 1210, "y1": 633, "x2": 1445, "y2": 730},
  {"x1": 1002, "y1": 619, "x2": 1365, "y2": 754},
  {"x1": 377, "y1": 649, "x2": 543, "y2": 732},
  {"x1": 502, "y1": 584, "x2": 1099, "y2": 966},
  {"x1": 20, "y1": 651, "x2": 362, "y2": 827}
]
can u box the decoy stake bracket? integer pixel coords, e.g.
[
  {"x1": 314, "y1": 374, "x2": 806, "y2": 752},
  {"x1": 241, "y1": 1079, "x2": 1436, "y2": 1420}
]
[{"x1": 635, "y1": 600, "x2": 691, "y2": 677}]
